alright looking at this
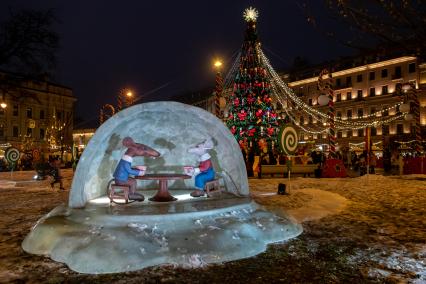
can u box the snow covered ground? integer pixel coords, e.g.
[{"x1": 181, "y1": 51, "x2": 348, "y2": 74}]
[{"x1": 0, "y1": 170, "x2": 425, "y2": 282}]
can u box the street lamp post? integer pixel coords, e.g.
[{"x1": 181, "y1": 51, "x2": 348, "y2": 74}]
[
  {"x1": 213, "y1": 60, "x2": 224, "y2": 118},
  {"x1": 117, "y1": 89, "x2": 134, "y2": 111}
]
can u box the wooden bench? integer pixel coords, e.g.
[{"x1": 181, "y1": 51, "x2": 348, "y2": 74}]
[
  {"x1": 109, "y1": 184, "x2": 130, "y2": 204},
  {"x1": 204, "y1": 179, "x2": 221, "y2": 197},
  {"x1": 258, "y1": 164, "x2": 317, "y2": 178}
]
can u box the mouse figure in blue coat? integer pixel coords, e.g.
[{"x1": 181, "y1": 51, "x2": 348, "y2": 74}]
[{"x1": 113, "y1": 137, "x2": 160, "y2": 201}]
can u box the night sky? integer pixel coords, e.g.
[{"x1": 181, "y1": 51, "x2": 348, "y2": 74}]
[{"x1": 1, "y1": 1, "x2": 354, "y2": 126}]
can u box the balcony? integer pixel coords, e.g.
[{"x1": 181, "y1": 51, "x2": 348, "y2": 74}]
[
  {"x1": 334, "y1": 82, "x2": 353, "y2": 90},
  {"x1": 392, "y1": 74, "x2": 403, "y2": 80}
]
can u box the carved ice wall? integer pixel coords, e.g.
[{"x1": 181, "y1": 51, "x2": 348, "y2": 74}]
[{"x1": 70, "y1": 102, "x2": 249, "y2": 208}]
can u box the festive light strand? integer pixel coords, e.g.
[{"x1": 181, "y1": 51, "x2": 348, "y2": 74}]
[{"x1": 257, "y1": 47, "x2": 408, "y2": 130}]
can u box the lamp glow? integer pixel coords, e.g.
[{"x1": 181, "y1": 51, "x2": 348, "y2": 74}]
[{"x1": 214, "y1": 60, "x2": 223, "y2": 68}]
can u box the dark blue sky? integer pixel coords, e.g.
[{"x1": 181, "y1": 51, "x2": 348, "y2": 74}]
[{"x1": 1, "y1": 1, "x2": 354, "y2": 125}]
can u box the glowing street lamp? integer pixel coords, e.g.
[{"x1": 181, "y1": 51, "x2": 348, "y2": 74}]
[
  {"x1": 214, "y1": 60, "x2": 223, "y2": 69},
  {"x1": 117, "y1": 88, "x2": 135, "y2": 110},
  {"x1": 0, "y1": 94, "x2": 6, "y2": 109},
  {"x1": 213, "y1": 59, "x2": 224, "y2": 118}
]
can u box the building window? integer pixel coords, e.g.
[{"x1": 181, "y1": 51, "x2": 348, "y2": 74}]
[
  {"x1": 369, "y1": 71, "x2": 375, "y2": 81},
  {"x1": 308, "y1": 98, "x2": 312, "y2": 105},
  {"x1": 309, "y1": 115, "x2": 313, "y2": 124},
  {"x1": 397, "y1": 124, "x2": 403, "y2": 134},
  {"x1": 336, "y1": 93, "x2": 341, "y2": 102},
  {"x1": 57, "y1": 111, "x2": 62, "y2": 120},
  {"x1": 383, "y1": 107, "x2": 389, "y2": 116},
  {"x1": 0, "y1": 128, "x2": 3, "y2": 137},
  {"x1": 358, "y1": 129, "x2": 364, "y2": 137},
  {"x1": 13, "y1": 105, "x2": 18, "y2": 116},
  {"x1": 347, "y1": 92, "x2": 352, "y2": 100},
  {"x1": 370, "y1": 107, "x2": 376, "y2": 115},
  {"x1": 0, "y1": 108, "x2": 4, "y2": 116},
  {"x1": 346, "y1": 76, "x2": 352, "y2": 85},
  {"x1": 382, "y1": 85, "x2": 388, "y2": 95},
  {"x1": 357, "y1": 90, "x2": 363, "y2": 99},
  {"x1": 13, "y1": 126, "x2": 18, "y2": 137},
  {"x1": 40, "y1": 110, "x2": 45, "y2": 119},
  {"x1": 356, "y1": 74, "x2": 363, "y2": 82},
  {"x1": 394, "y1": 66, "x2": 402, "y2": 78},
  {"x1": 337, "y1": 111, "x2": 342, "y2": 119},
  {"x1": 369, "y1": 87, "x2": 375, "y2": 97},
  {"x1": 381, "y1": 69, "x2": 388, "y2": 78},
  {"x1": 40, "y1": 128, "x2": 45, "y2": 140},
  {"x1": 336, "y1": 78, "x2": 341, "y2": 87},
  {"x1": 358, "y1": 108, "x2": 364, "y2": 118},
  {"x1": 347, "y1": 130, "x2": 352, "y2": 137},
  {"x1": 26, "y1": 107, "x2": 32, "y2": 118},
  {"x1": 337, "y1": 131, "x2": 342, "y2": 138},
  {"x1": 300, "y1": 116, "x2": 305, "y2": 125},
  {"x1": 408, "y1": 62, "x2": 416, "y2": 73},
  {"x1": 382, "y1": 125, "x2": 389, "y2": 135},
  {"x1": 347, "y1": 109, "x2": 352, "y2": 119},
  {"x1": 371, "y1": 127, "x2": 377, "y2": 136},
  {"x1": 27, "y1": 128, "x2": 32, "y2": 137}
]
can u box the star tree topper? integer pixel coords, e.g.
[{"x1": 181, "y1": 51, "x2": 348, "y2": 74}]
[{"x1": 243, "y1": 6, "x2": 259, "y2": 22}]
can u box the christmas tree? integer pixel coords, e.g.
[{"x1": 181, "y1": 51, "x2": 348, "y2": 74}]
[{"x1": 226, "y1": 7, "x2": 279, "y2": 152}]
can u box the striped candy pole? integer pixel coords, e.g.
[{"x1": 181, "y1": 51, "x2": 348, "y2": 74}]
[
  {"x1": 215, "y1": 71, "x2": 223, "y2": 118},
  {"x1": 318, "y1": 69, "x2": 336, "y2": 158},
  {"x1": 409, "y1": 87, "x2": 422, "y2": 154},
  {"x1": 117, "y1": 95, "x2": 123, "y2": 111}
]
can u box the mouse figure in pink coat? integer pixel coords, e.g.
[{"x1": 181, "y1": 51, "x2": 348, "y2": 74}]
[
  {"x1": 113, "y1": 137, "x2": 160, "y2": 201},
  {"x1": 185, "y1": 138, "x2": 215, "y2": 197}
]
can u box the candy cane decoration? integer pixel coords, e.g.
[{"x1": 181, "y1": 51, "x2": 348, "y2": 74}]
[
  {"x1": 408, "y1": 84, "x2": 422, "y2": 154},
  {"x1": 318, "y1": 69, "x2": 336, "y2": 158},
  {"x1": 99, "y1": 104, "x2": 116, "y2": 125},
  {"x1": 215, "y1": 71, "x2": 223, "y2": 118}
]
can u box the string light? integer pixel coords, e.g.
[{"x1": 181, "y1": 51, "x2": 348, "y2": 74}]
[{"x1": 256, "y1": 47, "x2": 408, "y2": 131}]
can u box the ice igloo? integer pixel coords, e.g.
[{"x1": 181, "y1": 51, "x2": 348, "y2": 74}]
[
  {"x1": 23, "y1": 102, "x2": 302, "y2": 274},
  {"x1": 69, "y1": 101, "x2": 249, "y2": 208}
]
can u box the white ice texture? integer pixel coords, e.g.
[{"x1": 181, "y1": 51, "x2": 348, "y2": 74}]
[{"x1": 22, "y1": 201, "x2": 302, "y2": 274}]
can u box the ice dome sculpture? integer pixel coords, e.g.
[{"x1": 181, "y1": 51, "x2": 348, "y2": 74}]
[
  {"x1": 22, "y1": 102, "x2": 302, "y2": 274},
  {"x1": 70, "y1": 101, "x2": 249, "y2": 208}
]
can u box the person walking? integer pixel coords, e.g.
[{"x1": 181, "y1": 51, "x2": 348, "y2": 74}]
[{"x1": 49, "y1": 159, "x2": 65, "y2": 190}]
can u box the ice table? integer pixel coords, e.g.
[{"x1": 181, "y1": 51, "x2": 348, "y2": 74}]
[{"x1": 136, "y1": 173, "x2": 191, "y2": 202}]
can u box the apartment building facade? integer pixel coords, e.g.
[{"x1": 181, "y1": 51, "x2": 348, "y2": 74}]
[
  {"x1": 0, "y1": 71, "x2": 76, "y2": 155},
  {"x1": 286, "y1": 56, "x2": 426, "y2": 151}
]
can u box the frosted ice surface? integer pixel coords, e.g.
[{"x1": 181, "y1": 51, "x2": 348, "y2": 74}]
[{"x1": 22, "y1": 199, "x2": 302, "y2": 274}]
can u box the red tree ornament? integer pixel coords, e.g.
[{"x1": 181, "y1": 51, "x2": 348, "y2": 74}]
[
  {"x1": 233, "y1": 98, "x2": 240, "y2": 107},
  {"x1": 248, "y1": 128, "x2": 256, "y2": 136}
]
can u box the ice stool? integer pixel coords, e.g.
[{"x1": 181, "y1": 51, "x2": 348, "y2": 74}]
[
  {"x1": 204, "y1": 179, "x2": 221, "y2": 197},
  {"x1": 109, "y1": 184, "x2": 130, "y2": 204}
]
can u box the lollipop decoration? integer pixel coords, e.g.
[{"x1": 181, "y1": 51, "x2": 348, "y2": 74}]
[
  {"x1": 278, "y1": 125, "x2": 299, "y2": 195},
  {"x1": 5, "y1": 147, "x2": 20, "y2": 170},
  {"x1": 278, "y1": 125, "x2": 298, "y2": 155}
]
